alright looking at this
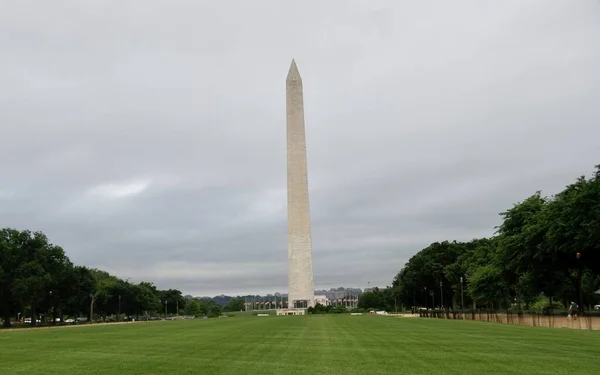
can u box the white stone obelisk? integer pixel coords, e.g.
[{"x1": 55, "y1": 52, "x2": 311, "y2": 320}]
[{"x1": 286, "y1": 59, "x2": 315, "y2": 309}]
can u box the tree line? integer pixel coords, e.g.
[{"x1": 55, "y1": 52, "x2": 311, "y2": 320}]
[
  {"x1": 359, "y1": 164, "x2": 600, "y2": 314},
  {"x1": 3, "y1": 165, "x2": 598, "y2": 324},
  {"x1": 0, "y1": 228, "x2": 248, "y2": 328}
]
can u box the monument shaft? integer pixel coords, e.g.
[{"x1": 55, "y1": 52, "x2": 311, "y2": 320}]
[{"x1": 286, "y1": 60, "x2": 314, "y2": 309}]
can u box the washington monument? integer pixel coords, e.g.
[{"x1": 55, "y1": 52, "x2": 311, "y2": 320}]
[{"x1": 286, "y1": 59, "x2": 315, "y2": 309}]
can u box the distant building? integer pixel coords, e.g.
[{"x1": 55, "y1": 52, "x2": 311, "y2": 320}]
[
  {"x1": 276, "y1": 308, "x2": 306, "y2": 316},
  {"x1": 314, "y1": 295, "x2": 329, "y2": 306}
]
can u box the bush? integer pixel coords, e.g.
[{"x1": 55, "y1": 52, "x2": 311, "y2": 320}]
[{"x1": 528, "y1": 296, "x2": 565, "y2": 312}]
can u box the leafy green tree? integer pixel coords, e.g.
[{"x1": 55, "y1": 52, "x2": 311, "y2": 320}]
[
  {"x1": 358, "y1": 288, "x2": 396, "y2": 311},
  {"x1": 88, "y1": 269, "x2": 118, "y2": 321},
  {"x1": 184, "y1": 300, "x2": 202, "y2": 316},
  {"x1": 160, "y1": 289, "x2": 186, "y2": 315},
  {"x1": 393, "y1": 241, "x2": 472, "y2": 308},
  {"x1": 47, "y1": 259, "x2": 76, "y2": 323},
  {"x1": 135, "y1": 282, "x2": 161, "y2": 317},
  {"x1": 196, "y1": 299, "x2": 222, "y2": 317},
  {"x1": 208, "y1": 304, "x2": 222, "y2": 318},
  {"x1": 223, "y1": 298, "x2": 245, "y2": 312},
  {"x1": 0, "y1": 228, "x2": 26, "y2": 327},
  {"x1": 467, "y1": 264, "x2": 507, "y2": 308},
  {"x1": 494, "y1": 192, "x2": 553, "y2": 309},
  {"x1": 391, "y1": 164, "x2": 600, "y2": 314},
  {"x1": 11, "y1": 231, "x2": 70, "y2": 326},
  {"x1": 66, "y1": 266, "x2": 96, "y2": 320},
  {"x1": 542, "y1": 168, "x2": 600, "y2": 310},
  {"x1": 0, "y1": 227, "x2": 207, "y2": 326}
]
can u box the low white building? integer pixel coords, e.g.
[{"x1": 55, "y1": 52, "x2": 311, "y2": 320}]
[
  {"x1": 314, "y1": 295, "x2": 329, "y2": 306},
  {"x1": 276, "y1": 308, "x2": 306, "y2": 316}
]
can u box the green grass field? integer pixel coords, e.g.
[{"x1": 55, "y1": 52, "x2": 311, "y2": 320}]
[{"x1": 1, "y1": 315, "x2": 599, "y2": 375}]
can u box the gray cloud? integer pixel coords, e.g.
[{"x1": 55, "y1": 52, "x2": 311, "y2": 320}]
[{"x1": 1, "y1": 0, "x2": 599, "y2": 295}]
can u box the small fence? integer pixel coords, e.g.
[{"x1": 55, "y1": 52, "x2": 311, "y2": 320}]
[{"x1": 417, "y1": 309, "x2": 600, "y2": 330}]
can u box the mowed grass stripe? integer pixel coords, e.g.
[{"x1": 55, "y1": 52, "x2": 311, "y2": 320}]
[
  {"x1": 391, "y1": 319, "x2": 598, "y2": 373},
  {"x1": 1, "y1": 315, "x2": 599, "y2": 375}
]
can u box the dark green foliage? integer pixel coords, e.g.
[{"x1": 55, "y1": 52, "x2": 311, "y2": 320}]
[
  {"x1": 358, "y1": 288, "x2": 398, "y2": 311},
  {"x1": 306, "y1": 303, "x2": 357, "y2": 314},
  {"x1": 392, "y1": 164, "x2": 600, "y2": 313},
  {"x1": 0, "y1": 228, "x2": 205, "y2": 327},
  {"x1": 223, "y1": 298, "x2": 245, "y2": 312}
]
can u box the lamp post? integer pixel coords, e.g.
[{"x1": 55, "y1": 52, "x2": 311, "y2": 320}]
[
  {"x1": 439, "y1": 281, "x2": 443, "y2": 310},
  {"x1": 118, "y1": 295, "x2": 121, "y2": 321},
  {"x1": 49, "y1": 290, "x2": 54, "y2": 324},
  {"x1": 460, "y1": 276, "x2": 465, "y2": 320},
  {"x1": 89, "y1": 293, "x2": 95, "y2": 324},
  {"x1": 165, "y1": 300, "x2": 168, "y2": 319},
  {"x1": 576, "y1": 252, "x2": 583, "y2": 314},
  {"x1": 431, "y1": 290, "x2": 435, "y2": 308}
]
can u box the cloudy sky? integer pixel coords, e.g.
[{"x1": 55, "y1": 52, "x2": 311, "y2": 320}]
[{"x1": 1, "y1": 1, "x2": 599, "y2": 296}]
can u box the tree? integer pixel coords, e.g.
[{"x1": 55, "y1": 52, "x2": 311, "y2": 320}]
[
  {"x1": 0, "y1": 227, "x2": 209, "y2": 327},
  {"x1": 47, "y1": 258, "x2": 76, "y2": 323},
  {"x1": 88, "y1": 269, "x2": 118, "y2": 322},
  {"x1": 208, "y1": 304, "x2": 222, "y2": 318},
  {"x1": 10, "y1": 231, "x2": 71, "y2": 326},
  {"x1": 223, "y1": 298, "x2": 245, "y2": 312},
  {"x1": 184, "y1": 300, "x2": 202, "y2": 316},
  {"x1": 192, "y1": 299, "x2": 222, "y2": 317},
  {"x1": 393, "y1": 240, "x2": 473, "y2": 308},
  {"x1": 0, "y1": 228, "x2": 26, "y2": 327},
  {"x1": 66, "y1": 266, "x2": 95, "y2": 320},
  {"x1": 160, "y1": 289, "x2": 186, "y2": 315},
  {"x1": 390, "y1": 165, "x2": 600, "y2": 314},
  {"x1": 358, "y1": 288, "x2": 396, "y2": 311},
  {"x1": 543, "y1": 170, "x2": 600, "y2": 311},
  {"x1": 135, "y1": 282, "x2": 161, "y2": 318}
]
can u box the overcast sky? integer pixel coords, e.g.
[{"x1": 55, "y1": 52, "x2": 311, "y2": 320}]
[{"x1": 1, "y1": 0, "x2": 599, "y2": 297}]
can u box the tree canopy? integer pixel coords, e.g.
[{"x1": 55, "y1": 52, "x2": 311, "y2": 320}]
[
  {"x1": 372, "y1": 165, "x2": 600, "y2": 313},
  {"x1": 0, "y1": 228, "x2": 223, "y2": 328},
  {"x1": 2, "y1": 165, "x2": 598, "y2": 322}
]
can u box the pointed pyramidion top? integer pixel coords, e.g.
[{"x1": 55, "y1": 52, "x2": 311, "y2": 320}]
[{"x1": 286, "y1": 59, "x2": 302, "y2": 83}]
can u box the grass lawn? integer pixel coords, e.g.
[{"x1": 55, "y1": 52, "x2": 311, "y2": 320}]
[{"x1": 1, "y1": 315, "x2": 599, "y2": 375}]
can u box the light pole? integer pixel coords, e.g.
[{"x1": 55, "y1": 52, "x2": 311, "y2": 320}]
[
  {"x1": 165, "y1": 300, "x2": 168, "y2": 319},
  {"x1": 439, "y1": 281, "x2": 443, "y2": 310},
  {"x1": 576, "y1": 252, "x2": 583, "y2": 314},
  {"x1": 89, "y1": 293, "x2": 95, "y2": 324},
  {"x1": 118, "y1": 295, "x2": 121, "y2": 321},
  {"x1": 460, "y1": 276, "x2": 465, "y2": 319},
  {"x1": 49, "y1": 291, "x2": 54, "y2": 324}
]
